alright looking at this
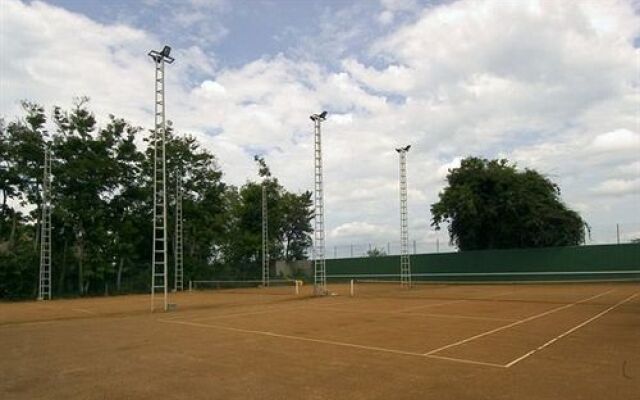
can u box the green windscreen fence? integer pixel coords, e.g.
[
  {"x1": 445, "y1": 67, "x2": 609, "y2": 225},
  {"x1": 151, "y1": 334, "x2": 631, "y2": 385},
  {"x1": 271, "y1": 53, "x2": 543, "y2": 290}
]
[{"x1": 326, "y1": 243, "x2": 640, "y2": 282}]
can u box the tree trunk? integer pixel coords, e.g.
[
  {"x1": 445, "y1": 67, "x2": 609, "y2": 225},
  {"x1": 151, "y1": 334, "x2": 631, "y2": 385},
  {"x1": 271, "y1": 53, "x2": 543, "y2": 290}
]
[
  {"x1": 285, "y1": 235, "x2": 291, "y2": 261},
  {"x1": 116, "y1": 257, "x2": 124, "y2": 292},
  {"x1": 58, "y1": 239, "x2": 67, "y2": 294},
  {"x1": 33, "y1": 215, "x2": 40, "y2": 252},
  {"x1": 1, "y1": 189, "x2": 6, "y2": 221},
  {"x1": 9, "y1": 212, "x2": 17, "y2": 246},
  {"x1": 78, "y1": 240, "x2": 84, "y2": 295}
]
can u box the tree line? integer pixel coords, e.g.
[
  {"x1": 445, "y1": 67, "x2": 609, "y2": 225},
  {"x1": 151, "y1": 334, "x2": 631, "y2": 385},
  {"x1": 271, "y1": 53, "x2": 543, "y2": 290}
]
[{"x1": 0, "y1": 99, "x2": 313, "y2": 299}]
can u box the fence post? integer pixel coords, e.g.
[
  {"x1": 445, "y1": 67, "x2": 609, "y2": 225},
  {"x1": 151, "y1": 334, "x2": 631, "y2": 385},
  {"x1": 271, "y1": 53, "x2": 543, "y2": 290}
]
[
  {"x1": 413, "y1": 240, "x2": 417, "y2": 254},
  {"x1": 616, "y1": 223, "x2": 620, "y2": 244}
]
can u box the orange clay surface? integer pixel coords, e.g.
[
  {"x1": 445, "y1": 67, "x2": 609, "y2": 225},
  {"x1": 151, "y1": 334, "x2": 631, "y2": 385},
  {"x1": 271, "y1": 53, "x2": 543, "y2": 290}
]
[{"x1": 1, "y1": 282, "x2": 638, "y2": 399}]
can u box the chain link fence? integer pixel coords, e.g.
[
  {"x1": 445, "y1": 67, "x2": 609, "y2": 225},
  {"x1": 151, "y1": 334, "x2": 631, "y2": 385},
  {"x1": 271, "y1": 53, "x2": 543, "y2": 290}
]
[{"x1": 324, "y1": 222, "x2": 640, "y2": 259}]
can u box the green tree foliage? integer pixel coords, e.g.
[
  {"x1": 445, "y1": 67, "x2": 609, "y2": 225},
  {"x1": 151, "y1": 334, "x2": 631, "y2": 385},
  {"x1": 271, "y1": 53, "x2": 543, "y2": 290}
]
[
  {"x1": 0, "y1": 100, "x2": 313, "y2": 299},
  {"x1": 366, "y1": 247, "x2": 386, "y2": 257},
  {"x1": 431, "y1": 157, "x2": 586, "y2": 251},
  {"x1": 219, "y1": 157, "x2": 312, "y2": 279}
]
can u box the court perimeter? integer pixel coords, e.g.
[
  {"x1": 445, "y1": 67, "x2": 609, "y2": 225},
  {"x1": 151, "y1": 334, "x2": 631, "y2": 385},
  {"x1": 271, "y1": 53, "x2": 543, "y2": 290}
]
[{"x1": 1, "y1": 282, "x2": 638, "y2": 399}]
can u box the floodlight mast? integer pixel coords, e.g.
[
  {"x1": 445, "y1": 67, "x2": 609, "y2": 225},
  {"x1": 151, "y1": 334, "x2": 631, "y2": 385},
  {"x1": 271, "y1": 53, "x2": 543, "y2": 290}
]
[
  {"x1": 38, "y1": 143, "x2": 52, "y2": 301},
  {"x1": 262, "y1": 183, "x2": 269, "y2": 287},
  {"x1": 149, "y1": 45, "x2": 174, "y2": 312},
  {"x1": 395, "y1": 145, "x2": 411, "y2": 287},
  {"x1": 174, "y1": 168, "x2": 184, "y2": 292},
  {"x1": 310, "y1": 111, "x2": 328, "y2": 295}
]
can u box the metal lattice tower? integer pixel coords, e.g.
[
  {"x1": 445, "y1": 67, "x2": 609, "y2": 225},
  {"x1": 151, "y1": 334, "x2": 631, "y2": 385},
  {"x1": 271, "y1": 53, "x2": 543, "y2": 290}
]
[
  {"x1": 38, "y1": 143, "x2": 52, "y2": 301},
  {"x1": 396, "y1": 145, "x2": 412, "y2": 287},
  {"x1": 261, "y1": 183, "x2": 269, "y2": 287},
  {"x1": 174, "y1": 169, "x2": 184, "y2": 292},
  {"x1": 311, "y1": 111, "x2": 328, "y2": 295},
  {"x1": 149, "y1": 45, "x2": 174, "y2": 312}
]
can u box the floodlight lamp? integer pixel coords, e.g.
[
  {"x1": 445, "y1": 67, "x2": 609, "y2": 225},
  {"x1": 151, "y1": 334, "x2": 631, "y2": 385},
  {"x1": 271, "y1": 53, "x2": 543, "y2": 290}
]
[
  {"x1": 310, "y1": 111, "x2": 328, "y2": 121},
  {"x1": 148, "y1": 44, "x2": 175, "y2": 64}
]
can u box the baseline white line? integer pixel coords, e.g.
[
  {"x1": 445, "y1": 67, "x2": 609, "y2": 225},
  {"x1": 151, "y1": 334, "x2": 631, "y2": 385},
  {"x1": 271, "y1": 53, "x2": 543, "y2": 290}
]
[
  {"x1": 423, "y1": 288, "x2": 615, "y2": 355},
  {"x1": 157, "y1": 318, "x2": 506, "y2": 368},
  {"x1": 504, "y1": 292, "x2": 639, "y2": 368}
]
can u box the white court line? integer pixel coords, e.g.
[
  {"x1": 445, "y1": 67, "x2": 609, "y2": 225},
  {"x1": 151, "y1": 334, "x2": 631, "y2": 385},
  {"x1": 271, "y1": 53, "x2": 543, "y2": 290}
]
[
  {"x1": 0, "y1": 319, "x2": 61, "y2": 328},
  {"x1": 423, "y1": 288, "x2": 615, "y2": 356},
  {"x1": 187, "y1": 300, "x2": 355, "y2": 322},
  {"x1": 504, "y1": 292, "x2": 639, "y2": 368},
  {"x1": 307, "y1": 306, "x2": 516, "y2": 322},
  {"x1": 157, "y1": 318, "x2": 506, "y2": 368},
  {"x1": 397, "y1": 290, "x2": 517, "y2": 313},
  {"x1": 71, "y1": 308, "x2": 97, "y2": 315}
]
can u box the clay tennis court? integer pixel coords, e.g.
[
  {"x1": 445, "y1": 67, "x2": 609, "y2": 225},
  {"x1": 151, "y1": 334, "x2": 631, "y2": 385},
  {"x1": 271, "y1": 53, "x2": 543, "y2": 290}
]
[{"x1": 1, "y1": 282, "x2": 638, "y2": 399}]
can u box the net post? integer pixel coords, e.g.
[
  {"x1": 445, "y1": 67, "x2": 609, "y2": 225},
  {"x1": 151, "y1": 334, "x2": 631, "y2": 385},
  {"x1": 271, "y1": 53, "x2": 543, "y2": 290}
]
[
  {"x1": 188, "y1": 280, "x2": 193, "y2": 292},
  {"x1": 295, "y1": 280, "x2": 300, "y2": 295},
  {"x1": 350, "y1": 279, "x2": 354, "y2": 297}
]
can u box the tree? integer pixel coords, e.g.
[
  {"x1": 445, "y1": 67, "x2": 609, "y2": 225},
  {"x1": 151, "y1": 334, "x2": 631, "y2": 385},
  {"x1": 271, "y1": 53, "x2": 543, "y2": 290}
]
[
  {"x1": 366, "y1": 247, "x2": 386, "y2": 257},
  {"x1": 431, "y1": 157, "x2": 586, "y2": 251},
  {"x1": 220, "y1": 157, "x2": 313, "y2": 279},
  {"x1": 0, "y1": 98, "x2": 311, "y2": 298},
  {"x1": 280, "y1": 191, "x2": 312, "y2": 261},
  {"x1": 52, "y1": 97, "x2": 119, "y2": 294}
]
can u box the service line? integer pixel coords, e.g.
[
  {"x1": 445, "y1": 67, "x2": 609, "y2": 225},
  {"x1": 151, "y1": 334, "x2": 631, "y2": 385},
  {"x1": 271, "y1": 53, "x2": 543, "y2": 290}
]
[
  {"x1": 504, "y1": 291, "x2": 639, "y2": 368},
  {"x1": 396, "y1": 289, "x2": 518, "y2": 313},
  {"x1": 423, "y1": 288, "x2": 615, "y2": 355},
  {"x1": 307, "y1": 306, "x2": 516, "y2": 322},
  {"x1": 158, "y1": 318, "x2": 506, "y2": 368}
]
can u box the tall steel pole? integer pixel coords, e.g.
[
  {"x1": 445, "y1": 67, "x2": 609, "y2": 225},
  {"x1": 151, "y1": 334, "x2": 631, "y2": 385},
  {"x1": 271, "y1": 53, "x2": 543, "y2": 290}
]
[
  {"x1": 396, "y1": 145, "x2": 411, "y2": 287},
  {"x1": 174, "y1": 168, "x2": 184, "y2": 292},
  {"x1": 38, "y1": 143, "x2": 52, "y2": 300},
  {"x1": 261, "y1": 183, "x2": 269, "y2": 287},
  {"x1": 311, "y1": 111, "x2": 328, "y2": 295},
  {"x1": 149, "y1": 45, "x2": 174, "y2": 312}
]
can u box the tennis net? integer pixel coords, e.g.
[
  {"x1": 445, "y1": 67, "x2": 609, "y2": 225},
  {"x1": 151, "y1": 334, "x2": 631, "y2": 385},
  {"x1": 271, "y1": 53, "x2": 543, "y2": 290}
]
[
  {"x1": 332, "y1": 272, "x2": 639, "y2": 302},
  {"x1": 188, "y1": 279, "x2": 301, "y2": 295}
]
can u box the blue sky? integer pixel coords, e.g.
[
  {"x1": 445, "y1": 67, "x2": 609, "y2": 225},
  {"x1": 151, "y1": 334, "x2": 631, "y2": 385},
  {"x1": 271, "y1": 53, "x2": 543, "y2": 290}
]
[
  {"x1": 1, "y1": 0, "x2": 639, "y2": 252},
  {"x1": 46, "y1": 0, "x2": 415, "y2": 67}
]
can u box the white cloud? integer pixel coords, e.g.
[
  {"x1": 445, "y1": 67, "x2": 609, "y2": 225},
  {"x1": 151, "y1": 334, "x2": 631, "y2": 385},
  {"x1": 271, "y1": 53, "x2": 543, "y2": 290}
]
[
  {"x1": 590, "y1": 129, "x2": 640, "y2": 152},
  {"x1": 617, "y1": 161, "x2": 640, "y2": 176},
  {"x1": 592, "y1": 178, "x2": 640, "y2": 197},
  {"x1": 436, "y1": 157, "x2": 462, "y2": 181},
  {"x1": 1, "y1": 0, "x2": 639, "y2": 250},
  {"x1": 377, "y1": 10, "x2": 395, "y2": 25},
  {"x1": 329, "y1": 221, "x2": 393, "y2": 241}
]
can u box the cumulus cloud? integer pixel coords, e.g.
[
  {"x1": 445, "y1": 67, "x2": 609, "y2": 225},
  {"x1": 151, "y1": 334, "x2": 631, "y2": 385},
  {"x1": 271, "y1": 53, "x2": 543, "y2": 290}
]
[
  {"x1": 590, "y1": 129, "x2": 640, "y2": 152},
  {"x1": 1, "y1": 0, "x2": 639, "y2": 249},
  {"x1": 329, "y1": 221, "x2": 393, "y2": 241},
  {"x1": 592, "y1": 178, "x2": 640, "y2": 197}
]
